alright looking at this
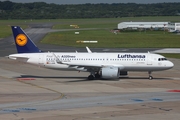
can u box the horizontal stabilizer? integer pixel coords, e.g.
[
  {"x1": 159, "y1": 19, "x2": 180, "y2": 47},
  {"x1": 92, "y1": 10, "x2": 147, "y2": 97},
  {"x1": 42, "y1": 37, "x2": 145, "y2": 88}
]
[{"x1": 8, "y1": 55, "x2": 29, "y2": 62}]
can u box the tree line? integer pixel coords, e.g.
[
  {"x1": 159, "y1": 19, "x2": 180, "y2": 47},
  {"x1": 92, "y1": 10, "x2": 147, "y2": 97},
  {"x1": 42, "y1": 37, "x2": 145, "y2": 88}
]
[{"x1": 0, "y1": 1, "x2": 180, "y2": 19}]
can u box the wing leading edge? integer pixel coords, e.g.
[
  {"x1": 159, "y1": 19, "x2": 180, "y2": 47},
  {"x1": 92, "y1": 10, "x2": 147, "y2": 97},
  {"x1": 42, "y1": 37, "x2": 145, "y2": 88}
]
[{"x1": 52, "y1": 53, "x2": 125, "y2": 70}]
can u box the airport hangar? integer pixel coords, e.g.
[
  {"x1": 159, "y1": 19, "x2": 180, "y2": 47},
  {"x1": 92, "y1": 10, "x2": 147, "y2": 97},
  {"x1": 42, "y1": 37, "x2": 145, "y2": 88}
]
[{"x1": 117, "y1": 22, "x2": 180, "y2": 31}]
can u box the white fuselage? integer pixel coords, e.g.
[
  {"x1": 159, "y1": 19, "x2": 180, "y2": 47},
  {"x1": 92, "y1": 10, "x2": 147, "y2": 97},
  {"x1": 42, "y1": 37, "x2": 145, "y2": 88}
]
[{"x1": 9, "y1": 52, "x2": 174, "y2": 72}]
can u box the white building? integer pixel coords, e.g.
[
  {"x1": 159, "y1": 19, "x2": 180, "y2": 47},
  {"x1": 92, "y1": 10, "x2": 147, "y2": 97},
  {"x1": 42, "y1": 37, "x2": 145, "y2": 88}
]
[
  {"x1": 118, "y1": 22, "x2": 168, "y2": 30},
  {"x1": 168, "y1": 23, "x2": 180, "y2": 31},
  {"x1": 176, "y1": 23, "x2": 180, "y2": 30}
]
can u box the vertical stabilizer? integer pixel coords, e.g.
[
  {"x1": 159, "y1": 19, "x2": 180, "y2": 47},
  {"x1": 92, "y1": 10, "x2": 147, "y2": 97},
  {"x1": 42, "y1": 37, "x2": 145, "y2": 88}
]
[{"x1": 11, "y1": 26, "x2": 41, "y2": 53}]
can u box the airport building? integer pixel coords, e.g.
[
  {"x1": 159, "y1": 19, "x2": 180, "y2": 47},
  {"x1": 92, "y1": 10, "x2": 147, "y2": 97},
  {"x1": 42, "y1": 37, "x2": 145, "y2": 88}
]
[
  {"x1": 168, "y1": 22, "x2": 180, "y2": 32},
  {"x1": 117, "y1": 22, "x2": 168, "y2": 30}
]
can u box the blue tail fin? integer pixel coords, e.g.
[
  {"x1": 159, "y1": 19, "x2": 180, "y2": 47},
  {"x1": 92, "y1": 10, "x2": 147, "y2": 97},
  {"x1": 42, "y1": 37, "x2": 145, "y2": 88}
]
[{"x1": 11, "y1": 26, "x2": 41, "y2": 53}]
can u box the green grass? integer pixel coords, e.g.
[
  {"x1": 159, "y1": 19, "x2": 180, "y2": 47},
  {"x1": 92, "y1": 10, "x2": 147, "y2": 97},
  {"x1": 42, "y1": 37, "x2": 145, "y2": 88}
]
[
  {"x1": 0, "y1": 19, "x2": 28, "y2": 38},
  {"x1": 0, "y1": 16, "x2": 180, "y2": 38},
  {"x1": 44, "y1": 16, "x2": 180, "y2": 48},
  {"x1": 0, "y1": 25, "x2": 12, "y2": 38},
  {"x1": 0, "y1": 25, "x2": 27, "y2": 38},
  {"x1": 160, "y1": 53, "x2": 180, "y2": 59},
  {"x1": 41, "y1": 29, "x2": 180, "y2": 48},
  {"x1": 0, "y1": 17, "x2": 180, "y2": 59},
  {"x1": 53, "y1": 23, "x2": 116, "y2": 29}
]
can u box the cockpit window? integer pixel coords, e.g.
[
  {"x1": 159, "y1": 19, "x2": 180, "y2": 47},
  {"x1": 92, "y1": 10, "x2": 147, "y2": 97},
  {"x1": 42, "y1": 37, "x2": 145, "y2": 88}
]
[{"x1": 158, "y1": 58, "x2": 167, "y2": 61}]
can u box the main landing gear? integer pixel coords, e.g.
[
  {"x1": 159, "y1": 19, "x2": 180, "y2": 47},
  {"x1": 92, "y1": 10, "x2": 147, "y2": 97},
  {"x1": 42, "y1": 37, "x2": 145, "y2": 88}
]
[
  {"x1": 88, "y1": 71, "x2": 154, "y2": 80},
  {"x1": 88, "y1": 74, "x2": 95, "y2": 80},
  {"x1": 148, "y1": 71, "x2": 153, "y2": 80},
  {"x1": 88, "y1": 72, "x2": 101, "y2": 80}
]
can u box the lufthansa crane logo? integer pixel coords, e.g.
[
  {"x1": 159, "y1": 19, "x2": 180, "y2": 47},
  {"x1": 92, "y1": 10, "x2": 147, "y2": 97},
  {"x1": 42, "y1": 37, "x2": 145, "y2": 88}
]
[{"x1": 16, "y1": 34, "x2": 28, "y2": 46}]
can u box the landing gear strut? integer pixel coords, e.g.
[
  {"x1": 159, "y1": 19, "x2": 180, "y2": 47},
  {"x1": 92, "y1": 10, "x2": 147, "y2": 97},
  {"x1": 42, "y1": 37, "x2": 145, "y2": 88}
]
[
  {"x1": 148, "y1": 71, "x2": 153, "y2": 80},
  {"x1": 88, "y1": 75, "x2": 95, "y2": 80},
  {"x1": 95, "y1": 72, "x2": 101, "y2": 79},
  {"x1": 88, "y1": 71, "x2": 101, "y2": 80},
  {"x1": 88, "y1": 71, "x2": 95, "y2": 80}
]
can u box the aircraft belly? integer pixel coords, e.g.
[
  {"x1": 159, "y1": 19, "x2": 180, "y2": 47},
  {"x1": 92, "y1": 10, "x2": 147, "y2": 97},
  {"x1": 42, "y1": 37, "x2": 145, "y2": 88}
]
[{"x1": 123, "y1": 66, "x2": 170, "y2": 71}]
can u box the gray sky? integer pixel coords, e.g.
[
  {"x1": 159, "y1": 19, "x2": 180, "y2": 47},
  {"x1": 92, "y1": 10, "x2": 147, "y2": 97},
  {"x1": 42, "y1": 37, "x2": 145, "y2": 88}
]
[{"x1": 6, "y1": 0, "x2": 180, "y2": 4}]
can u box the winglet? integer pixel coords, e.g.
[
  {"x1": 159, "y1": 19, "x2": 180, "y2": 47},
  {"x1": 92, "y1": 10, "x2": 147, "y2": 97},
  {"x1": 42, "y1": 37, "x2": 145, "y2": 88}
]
[
  {"x1": 11, "y1": 26, "x2": 41, "y2": 53},
  {"x1": 86, "y1": 46, "x2": 92, "y2": 53}
]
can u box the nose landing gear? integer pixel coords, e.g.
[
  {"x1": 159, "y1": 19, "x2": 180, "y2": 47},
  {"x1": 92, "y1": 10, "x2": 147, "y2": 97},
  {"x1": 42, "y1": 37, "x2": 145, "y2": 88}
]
[{"x1": 148, "y1": 71, "x2": 153, "y2": 80}]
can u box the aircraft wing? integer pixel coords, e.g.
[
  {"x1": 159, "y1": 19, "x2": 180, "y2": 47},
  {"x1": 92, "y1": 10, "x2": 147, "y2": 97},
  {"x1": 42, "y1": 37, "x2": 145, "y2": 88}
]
[
  {"x1": 68, "y1": 63, "x2": 125, "y2": 72},
  {"x1": 68, "y1": 63, "x2": 124, "y2": 68},
  {"x1": 52, "y1": 53, "x2": 125, "y2": 70}
]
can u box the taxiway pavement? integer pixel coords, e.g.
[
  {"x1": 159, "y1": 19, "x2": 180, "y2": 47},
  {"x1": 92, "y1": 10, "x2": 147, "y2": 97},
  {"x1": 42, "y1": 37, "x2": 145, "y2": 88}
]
[
  {"x1": 0, "y1": 57, "x2": 180, "y2": 120},
  {"x1": 0, "y1": 24, "x2": 180, "y2": 120}
]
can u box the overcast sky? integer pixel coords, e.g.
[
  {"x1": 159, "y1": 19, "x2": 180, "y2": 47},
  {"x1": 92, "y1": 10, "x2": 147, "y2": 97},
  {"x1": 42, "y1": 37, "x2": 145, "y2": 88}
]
[{"x1": 6, "y1": 0, "x2": 180, "y2": 4}]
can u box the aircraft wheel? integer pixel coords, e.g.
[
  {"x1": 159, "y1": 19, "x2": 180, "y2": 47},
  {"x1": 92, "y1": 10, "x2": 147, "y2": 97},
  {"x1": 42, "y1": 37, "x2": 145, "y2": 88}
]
[
  {"x1": 149, "y1": 76, "x2": 153, "y2": 80},
  {"x1": 95, "y1": 73, "x2": 101, "y2": 79},
  {"x1": 88, "y1": 75, "x2": 95, "y2": 80}
]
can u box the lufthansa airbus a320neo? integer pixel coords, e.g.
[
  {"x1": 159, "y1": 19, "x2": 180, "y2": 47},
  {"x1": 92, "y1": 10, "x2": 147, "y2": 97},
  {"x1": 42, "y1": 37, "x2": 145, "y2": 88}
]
[{"x1": 8, "y1": 26, "x2": 174, "y2": 80}]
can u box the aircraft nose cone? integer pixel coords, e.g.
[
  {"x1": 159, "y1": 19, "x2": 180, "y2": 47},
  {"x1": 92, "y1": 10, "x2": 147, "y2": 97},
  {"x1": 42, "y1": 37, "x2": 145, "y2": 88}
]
[{"x1": 168, "y1": 61, "x2": 174, "y2": 68}]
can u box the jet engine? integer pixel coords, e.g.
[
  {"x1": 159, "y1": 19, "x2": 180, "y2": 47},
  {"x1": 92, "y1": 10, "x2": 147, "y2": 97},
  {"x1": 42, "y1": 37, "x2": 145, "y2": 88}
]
[{"x1": 101, "y1": 67, "x2": 120, "y2": 79}]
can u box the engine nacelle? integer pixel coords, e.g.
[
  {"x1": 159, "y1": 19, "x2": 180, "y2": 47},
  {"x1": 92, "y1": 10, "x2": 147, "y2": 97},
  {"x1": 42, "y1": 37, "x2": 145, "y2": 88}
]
[{"x1": 101, "y1": 67, "x2": 120, "y2": 79}]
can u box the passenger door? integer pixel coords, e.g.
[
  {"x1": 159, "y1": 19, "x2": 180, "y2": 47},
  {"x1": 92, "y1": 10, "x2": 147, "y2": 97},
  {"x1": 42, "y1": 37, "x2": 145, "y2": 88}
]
[{"x1": 147, "y1": 54, "x2": 152, "y2": 65}]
